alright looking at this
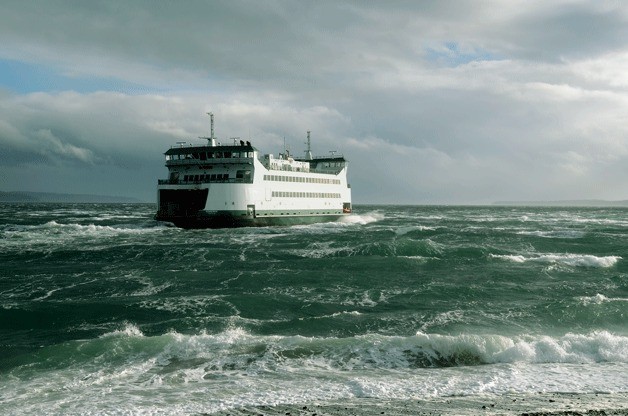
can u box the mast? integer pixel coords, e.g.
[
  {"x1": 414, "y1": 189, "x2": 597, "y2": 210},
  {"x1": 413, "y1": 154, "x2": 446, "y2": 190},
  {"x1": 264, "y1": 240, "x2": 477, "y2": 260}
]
[
  {"x1": 305, "y1": 131, "x2": 313, "y2": 160},
  {"x1": 206, "y1": 112, "x2": 216, "y2": 146}
]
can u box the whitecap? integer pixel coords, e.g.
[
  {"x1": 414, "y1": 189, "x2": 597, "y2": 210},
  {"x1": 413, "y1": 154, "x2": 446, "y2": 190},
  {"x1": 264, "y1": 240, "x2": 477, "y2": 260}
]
[
  {"x1": 576, "y1": 294, "x2": 628, "y2": 306},
  {"x1": 100, "y1": 323, "x2": 145, "y2": 338},
  {"x1": 517, "y1": 230, "x2": 586, "y2": 239},
  {"x1": 340, "y1": 211, "x2": 384, "y2": 225},
  {"x1": 489, "y1": 253, "x2": 621, "y2": 268},
  {"x1": 412, "y1": 330, "x2": 628, "y2": 365}
]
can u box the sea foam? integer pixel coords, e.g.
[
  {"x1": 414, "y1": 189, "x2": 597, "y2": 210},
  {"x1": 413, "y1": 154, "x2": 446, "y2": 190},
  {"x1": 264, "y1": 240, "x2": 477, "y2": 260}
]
[{"x1": 490, "y1": 253, "x2": 621, "y2": 268}]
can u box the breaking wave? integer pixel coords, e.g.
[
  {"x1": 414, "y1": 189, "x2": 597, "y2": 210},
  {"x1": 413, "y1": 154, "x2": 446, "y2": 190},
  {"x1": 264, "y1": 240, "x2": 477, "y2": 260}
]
[
  {"x1": 4, "y1": 326, "x2": 628, "y2": 415},
  {"x1": 12, "y1": 326, "x2": 628, "y2": 375},
  {"x1": 490, "y1": 253, "x2": 621, "y2": 268}
]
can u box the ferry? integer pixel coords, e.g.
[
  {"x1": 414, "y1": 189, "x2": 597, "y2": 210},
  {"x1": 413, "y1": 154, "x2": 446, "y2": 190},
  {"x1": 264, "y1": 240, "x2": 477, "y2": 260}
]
[{"x1": 155, "y1": 113, "x2": 352, "y2": 228}]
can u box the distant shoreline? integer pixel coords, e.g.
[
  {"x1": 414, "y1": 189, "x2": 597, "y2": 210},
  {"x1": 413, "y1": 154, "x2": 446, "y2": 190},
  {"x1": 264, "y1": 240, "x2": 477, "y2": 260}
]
[
  {"x1": 0, "y1": 191, "x2": 146, "y2": 204},
  {"x1": 2, "y1": 191, "x2": 627, "y2": 207},
  {"x1": 493, "y1": 199, "x2": 628, "y2": 207}
]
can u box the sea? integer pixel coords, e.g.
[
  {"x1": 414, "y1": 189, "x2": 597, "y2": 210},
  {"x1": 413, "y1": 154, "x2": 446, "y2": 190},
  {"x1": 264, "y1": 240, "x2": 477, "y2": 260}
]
[{"x1": 0, "y1": 203, "x2": 627, "y2": 415}]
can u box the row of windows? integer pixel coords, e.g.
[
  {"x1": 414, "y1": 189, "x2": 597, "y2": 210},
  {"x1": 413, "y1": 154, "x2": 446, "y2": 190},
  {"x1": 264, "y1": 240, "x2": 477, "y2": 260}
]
[
  {"x1": 183, "y1": 173, "x2": 229, "y2": 182},
  {"x1": 264, "y1": 174, "x2": 340, "y2": 185},
  {"x1": 272, "y1": 191, "x2": 341, "y2": 198},
  {"x1": 167, "y1": 151, "x2": 255, "y2": 161},
  {"x1": 179, "y1": 170, "x2": 251, "y2": 182},
  {"x1": 319, "y1": 162, "x2": 344, "y2": 168}
]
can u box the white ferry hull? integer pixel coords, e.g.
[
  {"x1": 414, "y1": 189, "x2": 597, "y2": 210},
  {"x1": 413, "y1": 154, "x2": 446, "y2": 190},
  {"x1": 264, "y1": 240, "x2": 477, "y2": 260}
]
[{"x1": 157, "y1": 209, "x2": 346, "y2": 229}]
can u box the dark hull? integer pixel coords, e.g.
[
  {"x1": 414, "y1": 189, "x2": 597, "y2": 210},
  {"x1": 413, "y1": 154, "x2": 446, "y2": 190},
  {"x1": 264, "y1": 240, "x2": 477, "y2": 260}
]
[{"x1": 155, "y1": 211, "x2": 347, "y2": 229}]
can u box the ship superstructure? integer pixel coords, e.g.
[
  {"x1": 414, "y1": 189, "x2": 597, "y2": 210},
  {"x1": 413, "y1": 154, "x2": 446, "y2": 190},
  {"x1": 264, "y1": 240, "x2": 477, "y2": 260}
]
[{"x1": 156, "y1": 114, "x2": 352, "y2": 228}]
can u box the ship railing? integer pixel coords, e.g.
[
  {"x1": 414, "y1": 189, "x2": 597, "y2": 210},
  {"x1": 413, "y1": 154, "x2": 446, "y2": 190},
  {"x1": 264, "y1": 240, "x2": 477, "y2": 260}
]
[
  {"x1": 311, "y1": 153, "x2": 344, "y2": 159},
  {"x1": 166, "y1": 157, "x2": 253, "y2": 166},
  {"x1": 158, "y1": 178, "x2": 253, "y2": 185}
]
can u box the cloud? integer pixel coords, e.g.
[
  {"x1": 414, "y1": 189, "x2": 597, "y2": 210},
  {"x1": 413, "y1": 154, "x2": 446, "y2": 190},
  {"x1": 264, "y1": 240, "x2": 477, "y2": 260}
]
[{"x1": 1, "y1": 1, "x2": 628, "y2": 203}]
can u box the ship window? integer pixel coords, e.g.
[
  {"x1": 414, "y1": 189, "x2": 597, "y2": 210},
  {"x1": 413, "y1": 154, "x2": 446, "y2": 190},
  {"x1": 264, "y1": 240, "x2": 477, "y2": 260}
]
[
  {"x1": 215, "y1": 152, "x2": 222, "y2": 158},
  {"x1": 236, "y1": 170, "x2": 251, "y2": 180},
  {"x1": 224, "y1": 173, "x2": 229, "y2": 180},
  {"x1": 210, "y1": 174, "x2": 216, "y2": 180},
  {"x1": 200, "y1": 152, "x2": 207, "y2": 160},
  {"x1": 207, "y1": 152, "x2": 214, "y2": 158},
  {"x1": 224, "y1": 151, "x2": 231, "y2": 158}
]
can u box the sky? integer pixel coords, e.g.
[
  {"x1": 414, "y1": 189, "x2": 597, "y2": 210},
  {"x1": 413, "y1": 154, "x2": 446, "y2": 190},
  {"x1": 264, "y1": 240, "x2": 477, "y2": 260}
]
[{"x1": 1, "y1": 0, "x2": 628, "y2": 204}]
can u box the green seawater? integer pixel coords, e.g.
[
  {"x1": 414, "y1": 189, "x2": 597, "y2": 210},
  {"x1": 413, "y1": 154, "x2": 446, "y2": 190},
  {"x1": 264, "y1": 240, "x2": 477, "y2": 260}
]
[{"x1": 0, "y1": 203, "x2": 627, "y2": 415}]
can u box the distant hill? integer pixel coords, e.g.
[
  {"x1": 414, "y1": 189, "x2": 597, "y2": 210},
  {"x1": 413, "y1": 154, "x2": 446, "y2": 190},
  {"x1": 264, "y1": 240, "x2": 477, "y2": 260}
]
[
  {"x1": 0, "y1": 191, "x2": 144, "y2": 203},
  {"x1": 493, "y1": 199, "x2": 628, "y2": 207}
]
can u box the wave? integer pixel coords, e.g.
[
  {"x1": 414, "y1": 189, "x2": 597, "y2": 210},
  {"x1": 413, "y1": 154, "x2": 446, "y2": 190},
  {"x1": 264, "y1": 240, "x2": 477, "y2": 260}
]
[
  {"x1": 14, "y1": 326, "x2": 628, "y2": 375},
  {"x1": 1, "y1": 220, "x2": 171, "y2": 238},
  {"x1": 576, "y1": 293, "x2": 628, "y2": 306},
  {"x1": 5, "y1": 326, "x2": 628, "y2": 414},
  {"x1": 99, "y1": 323, "x2": 145, "y2": 338},
  {"x1": 490, "y1": 253, "x2": 621, "y2": 268},
  {"x1": 291, "y1": 237, "x2": 444, "y2": 258},
  {"x1": 0, "y1": 220, "x2": 174, "y2": 253},
  {"x1": 410, "y1": 331, "x2": 628, "y2": 366},
  {"x1": 516, "y1": 230, "x2": 586, "y2": 239},
  {"x1": 340, "y1": 211, "x2": 384, "y2": 225}
]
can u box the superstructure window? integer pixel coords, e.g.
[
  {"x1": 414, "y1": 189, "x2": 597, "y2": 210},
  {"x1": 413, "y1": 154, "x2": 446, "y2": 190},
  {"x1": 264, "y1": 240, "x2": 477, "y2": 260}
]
[
  {"x1": 271, "y1": 191, "x2": 341, "y2": 198},
  {"x1": 236, "y1": 170, "x2": 251, "y2": 182}
]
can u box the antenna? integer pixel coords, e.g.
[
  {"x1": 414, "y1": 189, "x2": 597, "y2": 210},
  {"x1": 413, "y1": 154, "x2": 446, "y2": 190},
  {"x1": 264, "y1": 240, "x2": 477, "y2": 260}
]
[{"x1": 305, "y1": 130, "x2": 313, "y2": 160}]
